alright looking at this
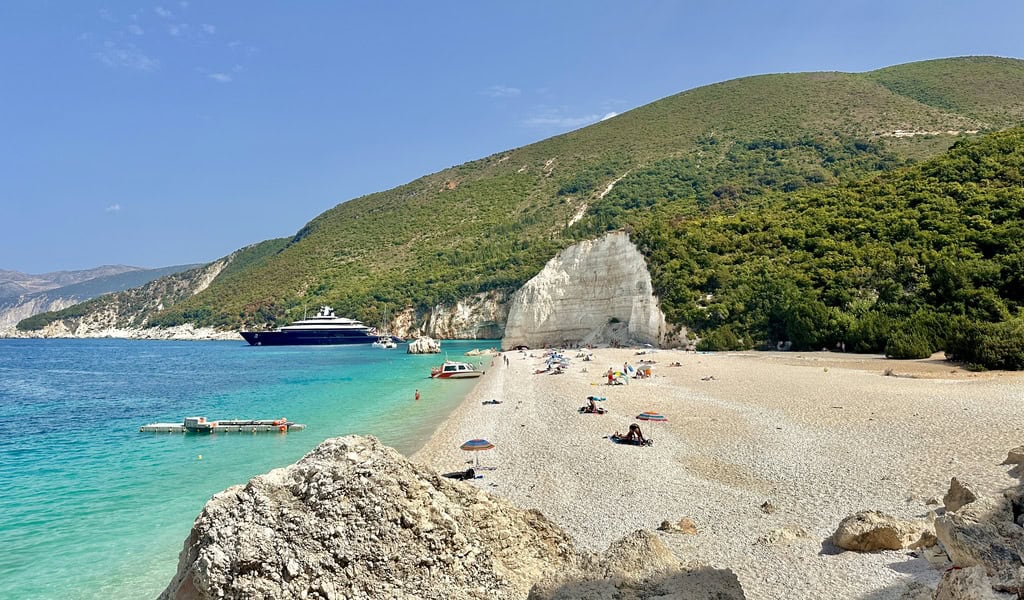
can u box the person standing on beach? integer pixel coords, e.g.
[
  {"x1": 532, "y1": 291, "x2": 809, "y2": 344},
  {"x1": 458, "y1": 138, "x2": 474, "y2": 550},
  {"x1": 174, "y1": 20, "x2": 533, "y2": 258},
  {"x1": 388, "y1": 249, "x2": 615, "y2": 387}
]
[
  {"x1": 415, "y1": 389, "x2": 420, "y2": 401},
  {"x1": 607, "y1": 367, "x2": 614, "y2": 385}
]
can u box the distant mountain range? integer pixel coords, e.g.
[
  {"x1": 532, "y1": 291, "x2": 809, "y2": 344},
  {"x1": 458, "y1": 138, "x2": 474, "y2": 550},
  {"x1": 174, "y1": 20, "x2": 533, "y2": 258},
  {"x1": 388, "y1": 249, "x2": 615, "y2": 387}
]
[
  {"x1": 0, "y1": 264, "x2": 200, "y2": 331},
  {"x1": 0, "y1": 265, "x2": 142, "y2": 300}
]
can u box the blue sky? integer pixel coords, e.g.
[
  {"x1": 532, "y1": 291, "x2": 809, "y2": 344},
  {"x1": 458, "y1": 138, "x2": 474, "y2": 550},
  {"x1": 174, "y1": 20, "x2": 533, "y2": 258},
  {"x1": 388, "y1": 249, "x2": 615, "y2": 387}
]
[{"x1": 2, "y1": 1, "x2": 1022, "y2": 273}]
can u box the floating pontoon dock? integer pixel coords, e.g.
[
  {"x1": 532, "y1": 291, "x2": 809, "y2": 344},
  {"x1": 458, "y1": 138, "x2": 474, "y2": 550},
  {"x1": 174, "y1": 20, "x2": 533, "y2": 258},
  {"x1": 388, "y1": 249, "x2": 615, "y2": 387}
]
[{"x1": 139, "y1": 416, "x2": 306, "y2": 433}]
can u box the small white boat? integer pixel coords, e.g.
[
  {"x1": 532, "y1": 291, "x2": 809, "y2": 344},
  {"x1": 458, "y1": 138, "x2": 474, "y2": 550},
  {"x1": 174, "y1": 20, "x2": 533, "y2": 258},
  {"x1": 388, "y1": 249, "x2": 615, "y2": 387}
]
[
  {"x1": 372, "y1": 337, "x2": 398, "y2": 349},
  {"x1": 371, "y1": 304, "x2": 399, "y2": 348},
  {"x1": 430, "y1": 360, "x2": 483, "y2": 379}
]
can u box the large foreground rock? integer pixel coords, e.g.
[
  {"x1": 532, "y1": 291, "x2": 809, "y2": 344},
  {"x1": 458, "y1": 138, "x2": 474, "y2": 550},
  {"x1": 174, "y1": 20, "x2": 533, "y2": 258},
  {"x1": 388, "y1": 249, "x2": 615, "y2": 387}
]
[
  {"x1": 161, "y1": 436, "x2": 744, "y2": 600},
  {"x1": 934, "y1": 496, "x2": 1024, "y2": 592},
  {"x1": 831, "y1": 510, "x2": 936, "y2": 551}
]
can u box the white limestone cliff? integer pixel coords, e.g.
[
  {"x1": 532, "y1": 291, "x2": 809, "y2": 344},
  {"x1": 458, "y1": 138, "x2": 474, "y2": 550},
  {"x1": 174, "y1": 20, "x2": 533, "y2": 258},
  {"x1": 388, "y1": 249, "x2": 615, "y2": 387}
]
[{"x1": 502, "y1": 232, "x2": 668, "y2": 349}]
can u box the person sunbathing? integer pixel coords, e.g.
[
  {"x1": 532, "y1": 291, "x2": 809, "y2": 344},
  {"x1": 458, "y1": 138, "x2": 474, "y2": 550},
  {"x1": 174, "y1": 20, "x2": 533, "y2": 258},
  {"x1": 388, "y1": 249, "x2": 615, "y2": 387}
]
[
  {"x1": 613, "y1": 423, "x2": 646, "y2": 445},
  {"x1": 580, "y1": 397, "x2": 606, "y2": 414}
]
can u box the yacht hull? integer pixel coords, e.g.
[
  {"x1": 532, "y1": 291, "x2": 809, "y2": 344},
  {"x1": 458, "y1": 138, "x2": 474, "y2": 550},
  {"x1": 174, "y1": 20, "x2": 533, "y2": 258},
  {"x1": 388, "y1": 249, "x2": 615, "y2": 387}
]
[{"x1": 241, "y1": 331, "x2": 385, "y2": 346}]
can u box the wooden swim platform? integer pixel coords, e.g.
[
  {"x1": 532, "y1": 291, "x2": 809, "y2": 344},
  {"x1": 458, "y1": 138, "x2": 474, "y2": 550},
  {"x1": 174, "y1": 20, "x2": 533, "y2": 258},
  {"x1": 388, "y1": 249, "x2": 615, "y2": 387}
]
[{"x1": 139, "y1": 416, "x2": 306, "y2": 433}]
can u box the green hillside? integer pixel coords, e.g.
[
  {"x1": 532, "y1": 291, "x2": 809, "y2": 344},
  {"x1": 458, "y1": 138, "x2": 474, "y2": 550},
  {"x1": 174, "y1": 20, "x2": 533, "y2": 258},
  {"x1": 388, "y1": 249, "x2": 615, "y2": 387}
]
[
  {"x1": 629, "y1": 126, "x2": 1024, "y2": 368},
  {"x1": 20, "y1": 56, "x2": 1024, "y2": 365}
]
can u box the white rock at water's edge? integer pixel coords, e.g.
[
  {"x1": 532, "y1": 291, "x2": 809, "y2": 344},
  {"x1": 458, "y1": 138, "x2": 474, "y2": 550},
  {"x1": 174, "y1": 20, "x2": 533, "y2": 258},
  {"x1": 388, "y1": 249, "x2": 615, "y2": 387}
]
[
  {"x1": 502, "y1": 232, "x2": 670, "y2": 349},
  {"x1": 407, "y1": 336, "x2": 441, "y2": 354}
]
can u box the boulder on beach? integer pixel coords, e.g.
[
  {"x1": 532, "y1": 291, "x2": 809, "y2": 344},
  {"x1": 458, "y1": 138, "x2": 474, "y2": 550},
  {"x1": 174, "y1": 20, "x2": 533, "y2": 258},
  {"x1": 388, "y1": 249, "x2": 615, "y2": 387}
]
[
  {"x1": 657, "y1": 517, "x2": 698, "y2": 535},
  {"x1": 830, "y1": 510, "x2": 936, "y2": 552},
  {"x1": 528, "y1": 530, "x2": 745, "y2": 600},
  {"x1": 944, "y1": 476, "x2": 980, "y2": 513},
  {"x1": 159, "y1": 435, "x2": 747, "y2": 600},
  {"x1": 1000, "y1": 445, "x2": 1024, "y2": 466},
  {"x1": 407, "y1": 336, "x2": 441, "y2": 354}
]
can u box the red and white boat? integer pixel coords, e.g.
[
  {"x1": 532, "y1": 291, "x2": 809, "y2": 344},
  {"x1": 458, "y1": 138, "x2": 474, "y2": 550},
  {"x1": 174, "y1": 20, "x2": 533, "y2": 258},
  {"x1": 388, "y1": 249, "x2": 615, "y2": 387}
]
[{"x1": 430, "y1": 360, "x2": 484, "y2": 379}]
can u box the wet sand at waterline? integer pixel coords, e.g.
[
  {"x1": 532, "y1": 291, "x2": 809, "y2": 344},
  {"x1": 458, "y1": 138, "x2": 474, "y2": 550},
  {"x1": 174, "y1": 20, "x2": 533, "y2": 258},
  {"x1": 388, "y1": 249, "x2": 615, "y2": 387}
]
[{"x1": 414, "y1": 349, "x2": 1024, "y2": 599}]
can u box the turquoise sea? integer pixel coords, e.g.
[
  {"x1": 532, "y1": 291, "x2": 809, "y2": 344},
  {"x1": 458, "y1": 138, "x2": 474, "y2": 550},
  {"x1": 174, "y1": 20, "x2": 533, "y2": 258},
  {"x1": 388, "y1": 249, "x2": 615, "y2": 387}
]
[{"x1": 0, "y1": 338, "x2": 493, "y2": 599}]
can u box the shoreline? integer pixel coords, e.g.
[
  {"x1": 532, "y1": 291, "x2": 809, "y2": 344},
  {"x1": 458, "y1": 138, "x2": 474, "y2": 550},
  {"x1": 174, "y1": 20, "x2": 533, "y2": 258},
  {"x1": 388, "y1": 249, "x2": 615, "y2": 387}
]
[{"x1": 413, "y1": 348, "x2": 1024, "y2": 599}]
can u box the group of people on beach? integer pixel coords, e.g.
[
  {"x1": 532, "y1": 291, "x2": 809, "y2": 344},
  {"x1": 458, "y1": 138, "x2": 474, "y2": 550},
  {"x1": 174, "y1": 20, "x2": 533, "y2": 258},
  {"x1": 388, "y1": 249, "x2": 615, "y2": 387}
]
[{"x1": 578, "y1": 395, "x2": 650, "y2": 446}]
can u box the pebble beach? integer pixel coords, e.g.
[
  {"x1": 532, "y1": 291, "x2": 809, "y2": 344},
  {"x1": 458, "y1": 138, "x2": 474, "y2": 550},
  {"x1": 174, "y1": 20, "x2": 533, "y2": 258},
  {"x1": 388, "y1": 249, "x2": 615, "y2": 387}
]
[{"x1": 414, "y1": 349, "x2": 1024, "y2": 599}]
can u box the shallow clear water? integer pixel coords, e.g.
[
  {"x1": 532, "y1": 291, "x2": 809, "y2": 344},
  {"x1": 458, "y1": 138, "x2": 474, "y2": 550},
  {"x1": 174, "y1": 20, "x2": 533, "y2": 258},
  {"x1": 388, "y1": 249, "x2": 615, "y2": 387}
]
[{"x1": 0, "y1": 338, "x2": 494, "y2": 599}]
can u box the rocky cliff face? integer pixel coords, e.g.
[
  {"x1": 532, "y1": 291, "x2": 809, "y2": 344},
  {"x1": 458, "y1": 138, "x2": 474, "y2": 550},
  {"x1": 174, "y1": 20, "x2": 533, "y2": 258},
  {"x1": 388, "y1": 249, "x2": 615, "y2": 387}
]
[
  {"x1": 0, "y1": 296, "x2": 78, "y2": 331},
  {"x1": 160, "y1": 435, "x2": 744, "y2": 600},
  {"x1": 393, "y1": 290, "x2": 511, "y2": 340},
  {"x1": 502, "y1": 232, "x2": 669, "y2": 349}
]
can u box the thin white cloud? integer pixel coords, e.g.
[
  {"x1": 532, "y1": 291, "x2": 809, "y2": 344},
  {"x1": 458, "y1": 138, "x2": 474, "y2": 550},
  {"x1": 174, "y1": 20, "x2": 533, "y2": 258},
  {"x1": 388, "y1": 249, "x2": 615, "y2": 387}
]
[
  {"x1": 95, "y1": 41, "x2": 159, "y2": 71},
  {"x1": 154, "y1": 6, "x2": 172, "y2": 19},
  {"x1": 601, "y1": 112, "x2": 618, "y2": 121},
  {"x1": 200, "y1": 23, "x2": 216, "y2": 34},
  {"x1": 523, "y1": 113, "x2": 602, "y2": 128},
  {"x1": 105, "y1": 204, "x2": 122, "y2": 213},
  {"x1": 228, "y1": 40, "x2": 258, "y2": 55},
  {"x1": 167, "y1": 23, "x2": 188, "y2": 37},
  {"x1": 482, "y1": 85, "x2": 521, "y2": 98},
  {"x1": 207, "y1": 72, "x2": 232, "y2": 83},
  {"x1": 98, "y1": 8, "x2": 115, "y2": 22},
  {"x1": 127, "y1": 24, "x2": 144, "y2": 36},
  {"x1": 179, "y1": 1, "x2": 190, "y2": 8}
]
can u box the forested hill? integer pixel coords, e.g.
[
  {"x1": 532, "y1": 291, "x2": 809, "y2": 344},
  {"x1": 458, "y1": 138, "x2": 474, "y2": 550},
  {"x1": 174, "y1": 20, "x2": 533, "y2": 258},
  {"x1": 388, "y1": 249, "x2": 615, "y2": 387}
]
[
  {"x1": 630, "y1": 125, "x2": 1024, "y2": 369},
  {"x1": 19, "y1": 57, "x2": 1024, "y2": 360}
]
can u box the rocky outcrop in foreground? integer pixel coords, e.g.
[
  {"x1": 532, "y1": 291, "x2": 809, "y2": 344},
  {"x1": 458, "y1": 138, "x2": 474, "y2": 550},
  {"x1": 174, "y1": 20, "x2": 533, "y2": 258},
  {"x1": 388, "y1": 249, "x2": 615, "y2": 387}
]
[
  {"x1": 833, "y1": 447, "x2": 1024, "y2": 598},
  {"x1": 161, "y1": 436, "x2": 744, "y2": 600},
  {"x1": 502, "y1": 232, "x2": 670, "y2": 349}
]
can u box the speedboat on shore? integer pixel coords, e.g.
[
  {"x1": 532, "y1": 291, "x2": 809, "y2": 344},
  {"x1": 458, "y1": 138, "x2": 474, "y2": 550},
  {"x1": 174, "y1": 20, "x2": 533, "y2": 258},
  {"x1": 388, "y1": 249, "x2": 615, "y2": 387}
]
[
  {"x1": 430, "y1": 360, "x2": 484, "y2": 379},
  {"x1": 241, "y1": 306, "x2": 393, "y2": 346}
]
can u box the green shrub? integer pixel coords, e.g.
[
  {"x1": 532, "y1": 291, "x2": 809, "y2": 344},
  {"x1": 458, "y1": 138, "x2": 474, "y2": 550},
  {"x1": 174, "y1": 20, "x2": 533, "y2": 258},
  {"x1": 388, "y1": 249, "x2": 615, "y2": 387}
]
[
  {"x1": 696, "y1": 326, "x2": 749, "y2": 351},
  {"x1": 947, "y1": 318, "x2": 1024, "y2": 370},
  {"x1": 885, "y1": 329, "x2": 933, "y2": 359}
]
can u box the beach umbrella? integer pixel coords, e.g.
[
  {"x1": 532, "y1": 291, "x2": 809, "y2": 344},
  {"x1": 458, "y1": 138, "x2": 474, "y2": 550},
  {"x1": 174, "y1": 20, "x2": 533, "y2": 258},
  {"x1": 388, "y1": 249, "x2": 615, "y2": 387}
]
[
  {"x1": 636, "y1": 411, "x2": 667, "y2": 438},
  {"x1": 587, "y1": 395, "x2": 607, "y2": 402},
  {"x1": 460, "y1": 438, "x2": 495, "y2": 467}
]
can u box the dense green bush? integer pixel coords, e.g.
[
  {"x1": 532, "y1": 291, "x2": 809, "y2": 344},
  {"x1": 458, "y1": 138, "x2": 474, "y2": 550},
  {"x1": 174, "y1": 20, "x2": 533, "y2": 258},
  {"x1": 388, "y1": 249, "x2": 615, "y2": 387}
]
[
  {"x1": 885, "y1": 329, "x2": 933, "y2": 360},
  {"x1": 695, "y1": 326, "x2": 749, "y2": 351},
  {"x1": 946, "y1": 318, "x2": 1024, "y2": 370}
]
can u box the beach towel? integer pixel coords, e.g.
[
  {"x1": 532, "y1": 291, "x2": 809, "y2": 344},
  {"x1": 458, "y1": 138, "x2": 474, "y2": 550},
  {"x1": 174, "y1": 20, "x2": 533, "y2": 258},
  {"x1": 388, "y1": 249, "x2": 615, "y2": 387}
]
[{"x1": 609, "y1": 435, "x2": 653, "y2": 447}]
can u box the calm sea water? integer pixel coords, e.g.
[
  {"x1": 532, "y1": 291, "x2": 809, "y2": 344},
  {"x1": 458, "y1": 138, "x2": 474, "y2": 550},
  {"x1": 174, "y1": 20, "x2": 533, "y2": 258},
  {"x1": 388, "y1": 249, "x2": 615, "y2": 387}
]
[{"x1": 0, "y1": 338, "x2": 494, "y2": 599}]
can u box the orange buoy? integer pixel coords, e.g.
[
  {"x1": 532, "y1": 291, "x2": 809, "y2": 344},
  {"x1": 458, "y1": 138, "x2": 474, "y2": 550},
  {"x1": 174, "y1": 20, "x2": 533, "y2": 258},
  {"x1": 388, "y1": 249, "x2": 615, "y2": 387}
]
[{"x1": 279, "y1": 425, "x2": 287, "y2": 432}]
